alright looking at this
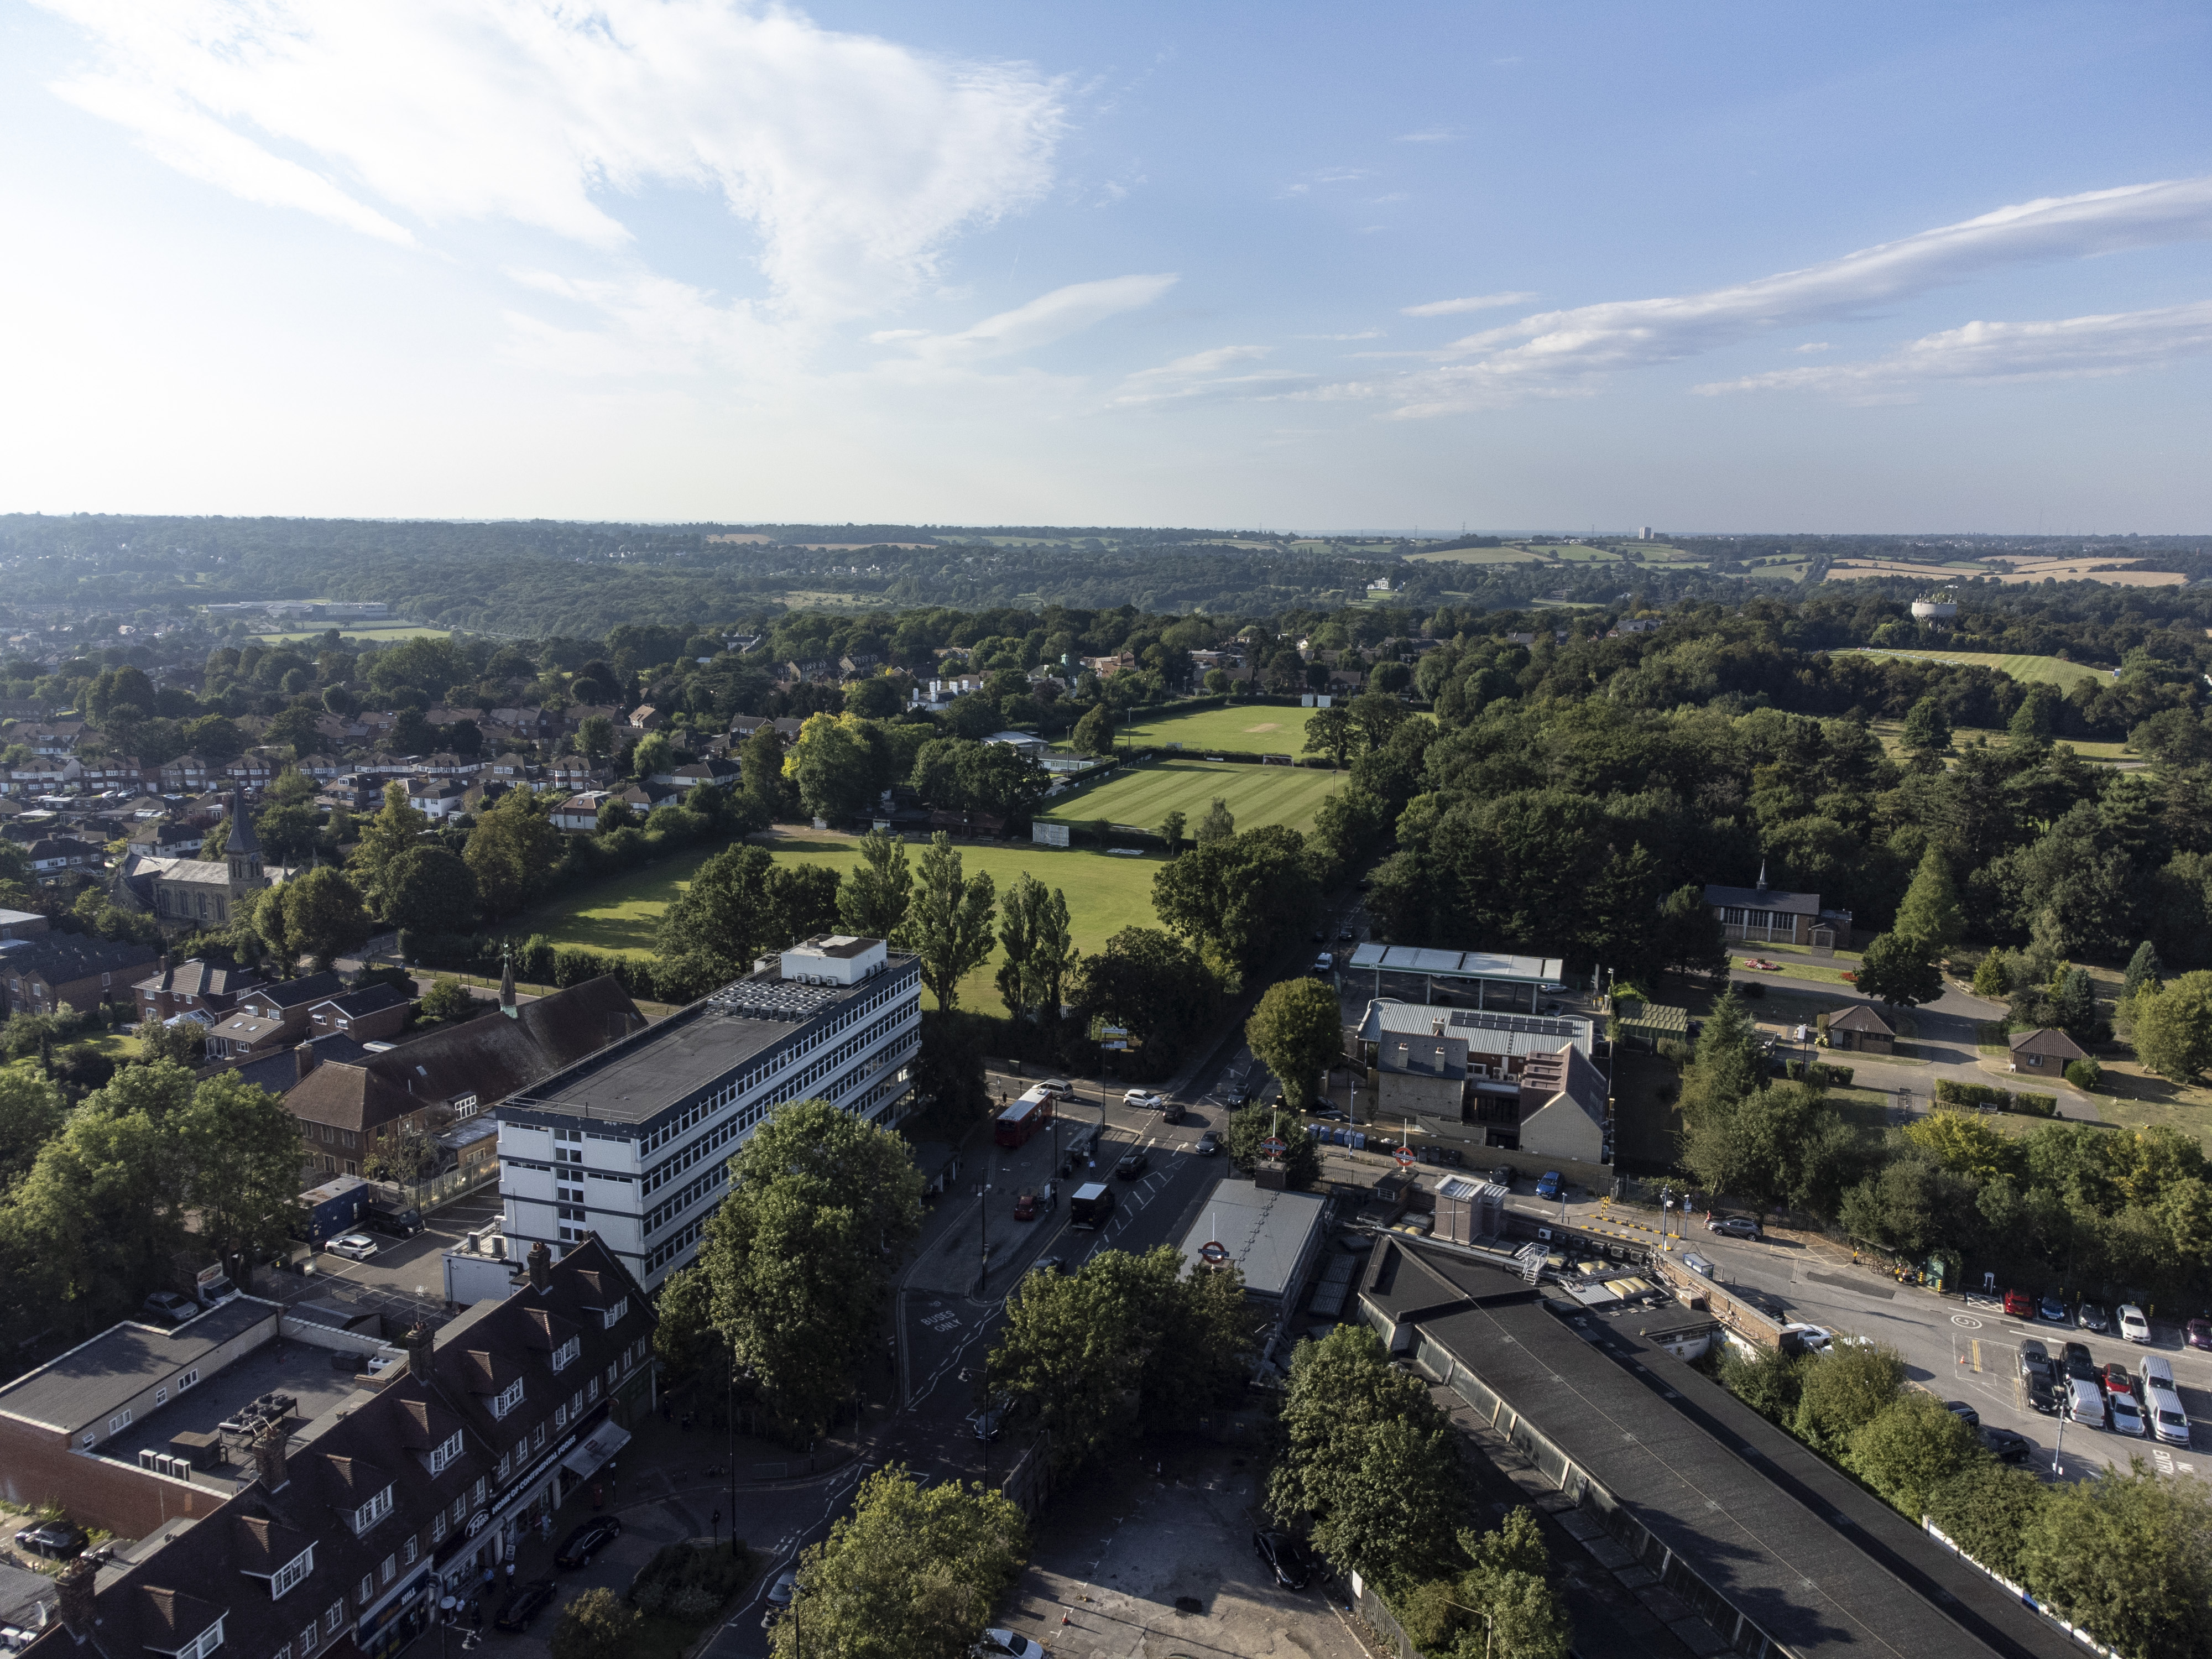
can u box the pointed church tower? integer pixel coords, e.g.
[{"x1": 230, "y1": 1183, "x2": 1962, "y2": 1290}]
[
  {"x1": 225, "y1": 784, "x2": 265, "y2": 902},
  {"x1": 499, "y1": 943, "x2": 519, "y2": 1019}
]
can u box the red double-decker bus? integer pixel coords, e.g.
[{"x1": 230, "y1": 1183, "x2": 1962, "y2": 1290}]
[{"x1": 994, "y1": 1092, "x2": 1056, "y2": 1149}]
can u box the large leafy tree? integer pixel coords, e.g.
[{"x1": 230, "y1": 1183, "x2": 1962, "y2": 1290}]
[
  {"x1": 837, "y1": 828, "x2": 913, "y2": 939},
  {"x1": 1267, "y1": 1324, "x2": 1465, "y2": 1592},
  {"x1": 0, "y1": 1070, "x2": 65, "y2": 1193},
  {"x1": 989, "y1": 1245, "x2": 1253, "y2": 1472},
  {"x1": 1245, "y1": 977, "x2": 1343, "y2": 1107},
  {"x1": 2128, "y1": 971, "x2": 2212, "y2": 1083},
  {"x1": 252, "y1": 768, "x2": 323, "y2": 863},
  {"x1": 1072, "y1": 927, "x2": 1219, "y2": 1075},
  {"x1": 1224, "y1": 1101, "x2": 1322, "y2": 1187},
  {"x1": 384, "y1": 846, "x2": 482, "y2": 936},
  {"x1": 774, "y1": 1467, "x2": 1027, "y2": 1659},
  {"x1": 1151, "y1": 825, "x2": 1319, "y2": 978},
  {"x1": 266, "y1": 866, "x2": 373, "y2": 971},
  {"x1": 1653, "y1": 883, "x2": 1729, "y2": 980},
  {"x1": 656, "y1": 843, "x2": 774, "y2": 984},
  {"x1": 786, "y1": 713, "x2": 880, "y2": 823},
  {"x1": 465, "y1": 786, "x2": 564, "y2": 916},
  {"x1": 350, "y1": 781, "x2": 432, "y2": 919},
  {"x1": 2018, "y1": 1458, "x2": 2212, "y2": 1658},
  {"x1": 1302, "y1": 705, "x2": 1357, "y2": 769},
  {"x1": 176, "y1": 1071, "x2": 309, "y2": 1289},
  {"x1": 763, "y1": 864, "x2": 842, "y2": 950},
  {"x1": 994, "y1": 873, "x2": 1077, "y2": 1024},
  {"x1": 697, "y1": 1100, "x2": 924, "y2": 1434},
  {"x1": 1845, "y1": 1392, "x2": 1986, "y2": 1518},
  {"x1": 1892, "y1": 844, "x2": 1965, "y2": 957},
  {"x1": 903, "y1": 833, "x2": 996, "y2": 1013},
  {"x1": 1855, "y1": 931, "x2": 1943, "y2": 1008}
]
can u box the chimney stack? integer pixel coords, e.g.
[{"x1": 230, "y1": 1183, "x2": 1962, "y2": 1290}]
[
  {"x1": 527, "y1": 1239, "x2": 552, "y2": 1295},
  {"x1": 295, "y1": 1042, "x2": 317, "y2": 1083},
  {"x1": 250, "y1": 1421, "x2": 290, "y2": 1492},
  {"x1": 404, "y1": 1323, "x2": 433, "y2": 1380},
  {"x1": 56, "y1": 1557, "x2": 97, "y2": 1637},
  {"x1": 154, "y1": 953, "x2": 175, "y2": 1022}
]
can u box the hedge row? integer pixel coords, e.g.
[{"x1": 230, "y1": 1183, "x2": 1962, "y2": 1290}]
[
  {"x1": 1934, "y1": 1079, "x2": 2058, "y2": 1117},
  {"x1": 395, "y1": 929, "x2": 724, "y2": 1007},
  {"x1": 1781, "y1": 1059, "x2": 1855, "y2": 1086}
]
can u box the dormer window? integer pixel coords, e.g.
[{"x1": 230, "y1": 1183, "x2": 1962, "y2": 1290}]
[
  {"x1": 273, "y1": 1544, "x2": 315, "y2": 1599},
  {"x1": 427, "y1": 1428, "x2": 464, "y2": 1474},
  {"x1": 160, "y1": 1615, "x2": 227, "y2": 1659},
  {"x1": 551, "y1": 1336, "x2": 581, "y2": 1374},
  {"x1": 492, "y1": 1378, "x2": 525, "y2": 1419},
  {"x1": 601, "y1": 1297, "x2": 628, "y2": 1330},
  {"x1": 353, "y1": 1484, "x2": 393, "y2": 1533}
]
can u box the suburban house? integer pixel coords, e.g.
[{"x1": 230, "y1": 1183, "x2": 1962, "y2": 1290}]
[
  {"x1": 225, "y1": 971, "x2": 349, "y2": 1050},
  {"x1": 1702, "y1": 870, "x2": 1855, "y2": 948},
  {"x1": 0, "y1": 907, "x2": 50, "y2": 942},
  {"x1": 551, "y1": 792, "x2": 609, "y2": 833},
  {"x1": 133, "y1": 956, "x2": 267, "y2": 1027},
  {"x1": 1826, "y1": 1004, "x2": 1896, "y2": 1055},
  {"x1": 9, "y1": 1237, "x2": 656, "y2": 1659},
  {"x1": 2010, "y1": 1027, "x2": 2086, "y2": 1073},
  {"x1": 307, "y1": 983, "x2": 414, "y2": 1044},
  {"x1": 0, "y1": 933, "x2": 163, "y2": 1018},
  {"x1": 24, "y1": 837, "x2": 106, "y2": 879},
  {"x1": 286, "y1": 976, "x2": 645, "y2": 1178}
]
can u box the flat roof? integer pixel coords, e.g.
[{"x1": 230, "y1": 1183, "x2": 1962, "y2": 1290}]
[
  {"x1": 0, "y1": 1297, "x2": 277, "y2": 1434},
  {"x1": 1347, "y1": 943, "x2": 1564, "y2": 983},
  {"x1": 1392, "y1": 1246, "x2": 2080, "y2": 1659},
  {"x1": 509, "y1": 959, "x2": 917, "y2": 1128},
  {"x1": 1176, "y1": 1177, "x2": 1327, "y2": 1300}
]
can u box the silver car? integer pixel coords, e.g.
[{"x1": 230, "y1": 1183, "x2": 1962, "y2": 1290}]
[{"x1": 324, "y1": 1233, "x2": 378, "y2": 1261}]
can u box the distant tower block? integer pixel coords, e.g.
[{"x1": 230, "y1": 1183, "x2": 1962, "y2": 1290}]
[
  {"x1": 1911, "y1": 592, "x2": 1959, "y2": 623},
  {"x1": 1638, "y1": 525, "x2": 1653, "y2": 541}
]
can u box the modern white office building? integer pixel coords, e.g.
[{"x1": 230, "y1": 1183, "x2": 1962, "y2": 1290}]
[{"x1": 495, "y1": 935, "x2": 922, "y2": 1290}]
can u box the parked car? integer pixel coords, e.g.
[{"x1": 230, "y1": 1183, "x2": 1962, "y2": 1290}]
[
  {"x1": 2062, "y1": 1342, "x2": 2096, "y2": 1380},
  {"x1": 1338, "y1": 925, "x2": 1355, "y2": 942},
  {"x1": 141, "y1": 1291, "x2": 197, "y2": 1325},
  {"x1": 555, "y1": 1515, "x2": 622, "y2": 1569},
  {"x1": 973, "y1": 1630, "x2": 1047, "y2": 1659},
  {"x1": 1944, "y1": 1400, "x2": 1981, "y2": 1430},
  {"x1": 2119, "y1": 1304, "x2": 2151, "y2": 1344},
  {"x1": 2039, "y1": 1292, "x2": 2069, "y2": 1324},
  {"x1": 1535, "y1": 1171, "x2": 1562, "y2": 1201},
  {"x1": 2077, "y1": 1301, "x2": 2111, "y2": 1333},
  {"x1": 1253, "y1": 1530, "x2": 1313, "y2": 1590},
  {"x1": 2064, "y1": 1376, "x2": 2106, "y2": 1428},
  {"x1": 2103, "y1": 1361, "x2": 2132, "y2": 1397},
  {"x1": 1490, "y1": 1166, "x2": 1515, "y2": 1190},
  {"x1": 2002, "y1": 1288, "x2": 2033, "y2": 1319},
  {"x1": 1781, "y1": 1323, "x2": 1833, "y2": 1354},
  {"x1": 323, "y1": 1233, "x2": 377, "y2": 1261},
  {"x1": 2188, "y1": 1318, "x2": 2212, "y2": 1352},
  {"x1": 13, "y1": 1521, "x2": 87, "y2": 1560},
  {"x1": 1195, "y1": 1130, "x2": 1220, "y2": 1156},
  {"x1": 2111, "y1": 1391, "x2": 2147, "y2": 1437},
  {"x1": 1013, "y1": 1192, "x2": 1037, "y2": 1222},
  {"x1": 1115, "y1": 1150, "x2": 1149, "y2": 1180},
  {"x1": 2018, "y1": 1340, "x2": 2058, "y2": 1413},
  {"x1": 1983, "y1": 1427, "x2": 2032, "y2": 1463},
  {"x1": 2143, "y1": 1357, "x2": 2190, "y2": 1446},
  {"x1": 494, "y1": 1581, "x2": 557, "y2": 1631},
  {"x1": 1707, "y1": 1216, "x2": 1762, "y2": 1240}
]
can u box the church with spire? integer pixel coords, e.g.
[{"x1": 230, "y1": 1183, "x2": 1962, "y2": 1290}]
[{"x1": 127, "y1": 785, "x2": 298, "y2": 930}]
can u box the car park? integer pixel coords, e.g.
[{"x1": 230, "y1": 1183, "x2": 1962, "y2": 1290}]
[
  {"x1": 1195, "y1": 1130, "x2": 1220, "y2": 1156},
  {"x1": 323, "y1": 1233, "x2": 377, "y2": 1261},
  {"x1": 1115, "y1": 1150, "x2": 1149, "y2": 1180},
  {"x1": 1535, "y1": 1171, "x2": 1562, "y2": 1201},
  {"x1": 141, "y1": 1291, "x2": 197, "y2": 1325},
  {"x1": 494, "y1": 1581, "x2": 557, "y2": 1631},
  {"x1": 2039, "y1": 1292, "x2": 2069, "y2": 1324},
  {"x1": 2002, "y1": 1288, "x2": 2033, "y2": 1319},
  {"x1": 555, "y1": 1515, "x2": 622, "y2": 1569},
  {"x1": 1945, "y1": 1401, "x2": 1981, "y2": 1430},
  {"x1": 2119, "y1": 1304, "x2": 2151, "y2": 1344},
  {"x1": 1983, "y1": 1427, "x2": 2032, "y2": 1462},
  {"x1": 2188, "y1": 1318, "x2": 2212, "y2": 1352},
  {"x1": 1252, "y1": 1530, "x2": 1314, "y2": 1590},
  {"x1": 1707, "y1": 1216, "x2": 1762, "y2": 1239},
  {"x1": 13, "y1": 1521, "x2": 87, "y2": 1560},
  {"x1": 2018, "y1": 1340, "x2": 2058, "y2": 1413},
  {"x1": 2078, "y1": 1301, "x2": 2110, "y2": 1333}
]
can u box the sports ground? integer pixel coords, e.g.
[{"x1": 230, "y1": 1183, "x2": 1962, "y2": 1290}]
[
  {"x1": 1844, "y1": 648, "x2": 2107, "y2": 691},
  {"x1": 1038, "y1": 756, "x2": 1343, "y2": 836},
  {"x1": 1101, "y1": 703, "x2": 1319, "y2": 754}
]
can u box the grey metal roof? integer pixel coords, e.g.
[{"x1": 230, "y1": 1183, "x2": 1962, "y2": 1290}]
[
  {"x1": 1360, "y1": 999, "x2": 1592, "y2": 1058},
  {"x1": 1347, "y1": 943, "x2": 1566, "y2": 982},
  {"x1": 1175, "y1": 1177, "x2": 1326, "y2": 1301},
  {"x1": 0, "y1": 1297, "x2": 277, "y2": 1434}
]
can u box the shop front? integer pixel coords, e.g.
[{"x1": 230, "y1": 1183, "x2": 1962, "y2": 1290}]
[{"x1": 355, "y1": 1563, "x2": 436, "y2": 1659}]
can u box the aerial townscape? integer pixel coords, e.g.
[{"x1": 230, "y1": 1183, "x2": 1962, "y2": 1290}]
[{"x1": 2, "y1": 7, "x2": 2210, "y2": 1659}]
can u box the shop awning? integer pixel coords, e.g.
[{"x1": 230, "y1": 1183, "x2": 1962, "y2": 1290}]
[{"x1": 559, "y1": 1418, "x2": 630, "y2": 1480}]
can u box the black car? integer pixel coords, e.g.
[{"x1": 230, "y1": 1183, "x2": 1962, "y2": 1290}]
[
  {"x1": 13, "y1": 1521, "x2": 87, "y2": 1560},
  {"x1": 555, "y1": 1514, "x2": 622, "y2": 1569},
  {"x1": 1490, "y1": 1166, "x2": 1514, "y2": 1190},
  {"x1": 2019, "y1": 1340, "x2": 2058, "y2": 1413},
  {"x1": 1984, "y1": 1427, "x2": 2032, "y2": 1463},
  {"x1": 1253, "y1": 1530, "x2": 1313, "y2": 1590},
  {"x1": 1195, "y1": 1130, "x2": 1220, "y2": 1156},
  {"x1": 2078, "y1": 1301, "x2": 2111, "y2": 1334},
  {"x1": 1115, "y1": 1150, "x2": 1149, "y2": 1180},
  {"x1": 1032, "y1": 1256, "x2": 1066, "y2": 1276},
  {"x1": 2063, "y1": 1341, "x2": 2097, "y2": 1380},
  {"x1": 494, "y1": 1580, "x2": 557, "y2": 1631},
  {"x1": 974, "y1": 1405, "x2": 1006, "y2": 1442},
  {"x1": 1944, "y1": 1400, "x2": 1981, "y2": 1430}
]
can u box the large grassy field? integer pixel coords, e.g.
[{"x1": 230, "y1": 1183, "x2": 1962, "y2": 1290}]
[
  {"x1": 513, "y1": 831, "x2": 1167, "y2": 1018},
  {"x1": 1039, "y1": 757, "x2": 1344, "y2": 836},
  {"x1": 1100, "y1": 704, "x2": 1321, "y2": 755},
  {"x1": 259, "y1": 623, "x2": 454, "y2": 644},
  {"x1": 1844, "y1": 648, "x2": 2109, "y2": 691}
]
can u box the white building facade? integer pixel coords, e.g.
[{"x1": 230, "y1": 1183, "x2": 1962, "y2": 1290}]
[{"x1": 494, "y1": 936, "x2": 922, "y2": 1291}]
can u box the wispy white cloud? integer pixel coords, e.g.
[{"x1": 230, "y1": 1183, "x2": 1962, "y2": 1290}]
[
  {"x1": 1401, "y1": 290, "x2": 1537, "y2": 317},
  {"x1": 1110, "y1": 344, "x2": 1312, "y2": 407},
  {"x1": 877, "y1": 274, "x2": 1179, "y2": 364},
  {"x1": 1793, "y1": 342, "x2": 1834, "y2": 353},
  {"x1": 1281, "y1": 166, "x2": 1373, "y2": 197},
  {"x1": 39, "y1": 0, "x2": 1065, "y2": 330},
  {"x1": 1363, "y1": 175, "x2": 2212, "y2": 413},
  {"x1": 1395, "y1": 127, "x2": 1458, "y2": 143},
  {"x1": 1297, "y1": 330, "x2": 1385, "y2": 341},
  {"x1": 1695, "y1": 300, "x2": 2212, "y2": 398}
]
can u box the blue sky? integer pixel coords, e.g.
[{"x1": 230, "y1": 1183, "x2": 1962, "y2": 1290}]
[{"x1": 3, "y1": 2, "x2": 2208, "y2": 531}]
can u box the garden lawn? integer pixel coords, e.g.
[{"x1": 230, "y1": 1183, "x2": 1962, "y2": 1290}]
[
  {"x1": 1039, "y1": 757, "x2": 1345, "y2": 836},
  {"x1": 1843, "y1": 648, "x2": 2107, "y2": 691},
  {"x1": 512, "y1": 831, "x2": 1166, "y2": 1018},
  {"x1": 1102, "y1": 703, "x2": 1321, "y2": 754}
]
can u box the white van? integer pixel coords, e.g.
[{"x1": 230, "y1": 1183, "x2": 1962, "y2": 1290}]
[
  {"x1": 2143, "y1": 1357, "x2": 2191, "y2": 1446},
  {"x1": 2065, "y1": 1376, "x2": 2106, "y2": 1430}
]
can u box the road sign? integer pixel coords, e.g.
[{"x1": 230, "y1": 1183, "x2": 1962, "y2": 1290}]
[
  {"x1": 1199, "y1": 1240, "x2": 1230, "y2": 1267},
  {"x1": 1395, "y1": 1145, "x2": 1418, "y2": 1167},
  {"x1": 1259, "y1": 1136, "x2": 1287, "y2": 1157}
]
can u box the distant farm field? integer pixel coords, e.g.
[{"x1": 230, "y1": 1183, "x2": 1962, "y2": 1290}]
[
  {"x1": 1040, "y1": 757, "x2": 1345, "y2": 837},
  {"x1": 514, "y1": 830, "x2": 1165, "y2": 1018},
  {"x1": 258, "y1": 623, "x2": 454, "y2": 644},
  {"x1": 1844, "y1": 648, "x2": 2109, "y2": 691},
  {"x1": 1102, "y1": 704, "x2": 1321, "y2": 754}
]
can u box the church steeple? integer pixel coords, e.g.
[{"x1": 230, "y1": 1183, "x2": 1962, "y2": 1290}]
[
  {"x1": 225, "y1": 785, "x2": 264, "y2": 885},
  {"x1": 499, "y1": 944, "x2": 518, "y2": 1019}
]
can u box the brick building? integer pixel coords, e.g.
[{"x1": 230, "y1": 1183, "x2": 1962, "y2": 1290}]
[{"x1": 0, "y1": 932, "x2": 163, "y2": 1018}]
